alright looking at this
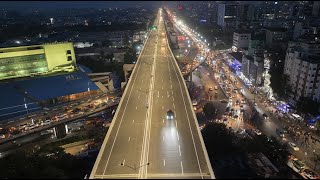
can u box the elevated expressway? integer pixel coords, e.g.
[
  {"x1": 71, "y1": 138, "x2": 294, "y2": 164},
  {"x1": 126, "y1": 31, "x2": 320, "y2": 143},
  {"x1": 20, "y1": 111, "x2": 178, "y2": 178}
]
[{"x1": 90, "y1": 9, "x2": 215, "y2": 179}]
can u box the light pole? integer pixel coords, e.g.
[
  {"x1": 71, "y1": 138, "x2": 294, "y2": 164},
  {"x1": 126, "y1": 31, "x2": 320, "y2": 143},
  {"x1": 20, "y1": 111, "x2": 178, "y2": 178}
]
[
  {"x1": 138, "y1": 89, "x2": 154, "y2": 108},
  {"x1": 119, "y1": 162, "x2": 150, "y2": 171}
]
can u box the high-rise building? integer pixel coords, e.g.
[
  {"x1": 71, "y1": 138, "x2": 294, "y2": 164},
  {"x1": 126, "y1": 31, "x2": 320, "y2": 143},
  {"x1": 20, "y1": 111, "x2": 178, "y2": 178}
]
[
  {"x1": 265, "y1": 27, "x2": 288, "y2": 49},
  {"x1": 217, "y1": 3, "x2": 238, "y2": 30},
  {"x1": 232, "y1": 31, "x2": 251, "y2": 51},
  {"x1": 284, "y1": 39, "x2": 320, "y2": 103}
]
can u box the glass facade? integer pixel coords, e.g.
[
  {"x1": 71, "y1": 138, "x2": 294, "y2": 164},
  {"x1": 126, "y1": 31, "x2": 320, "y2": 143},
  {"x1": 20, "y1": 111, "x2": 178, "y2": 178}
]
[{"x1": 0, "y1": 54, "x2": 49, "y2": 80}]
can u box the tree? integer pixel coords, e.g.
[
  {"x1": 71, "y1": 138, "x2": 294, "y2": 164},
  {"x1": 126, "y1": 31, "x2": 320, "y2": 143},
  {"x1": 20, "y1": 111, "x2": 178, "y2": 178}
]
[
  {"x1": 123, "y1": 47, "x2": 137, "y2": 64},
  {"x1": 296, "y1": 97, "x2": 320, "y2": 116},
  {"x1": 101, "y1": 39, "x2": 112, "y2": 47},
  {"x1": 201, "y1": 123, "x2": 235, "y2": 156},
  {"x1": 203, "y1": 102, "x2": 219, "y2": 120}
]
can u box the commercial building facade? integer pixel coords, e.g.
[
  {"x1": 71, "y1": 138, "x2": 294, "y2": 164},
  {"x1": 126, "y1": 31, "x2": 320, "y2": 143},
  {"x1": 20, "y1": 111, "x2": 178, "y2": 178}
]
[{"x1": 0, "y1": 42, "x2": 77, "y2": 80}]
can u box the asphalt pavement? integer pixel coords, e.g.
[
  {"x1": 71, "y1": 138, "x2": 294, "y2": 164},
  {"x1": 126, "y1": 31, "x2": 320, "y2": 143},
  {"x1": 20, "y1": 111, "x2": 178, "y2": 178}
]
[{"x1": 90, "y1": 10, "x2": 214, "y2": 179}]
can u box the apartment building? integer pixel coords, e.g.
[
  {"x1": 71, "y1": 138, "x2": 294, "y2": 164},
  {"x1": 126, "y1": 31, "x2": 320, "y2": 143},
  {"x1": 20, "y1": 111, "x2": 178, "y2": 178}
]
[{"x1": 284, "y1": 39, "x2": 320, "y2": 102}]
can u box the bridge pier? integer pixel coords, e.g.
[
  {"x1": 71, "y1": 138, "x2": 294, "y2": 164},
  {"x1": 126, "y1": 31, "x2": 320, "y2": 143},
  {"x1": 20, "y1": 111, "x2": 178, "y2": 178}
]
[{"x1": 53, "y1": 124, "x2": 68, "y2": 139}]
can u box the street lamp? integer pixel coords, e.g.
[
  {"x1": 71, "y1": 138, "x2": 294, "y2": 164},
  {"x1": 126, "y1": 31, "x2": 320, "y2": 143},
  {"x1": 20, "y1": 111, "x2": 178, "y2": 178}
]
[{"x1": 119, "y1": 162, "x2": 150, "y2": 171}]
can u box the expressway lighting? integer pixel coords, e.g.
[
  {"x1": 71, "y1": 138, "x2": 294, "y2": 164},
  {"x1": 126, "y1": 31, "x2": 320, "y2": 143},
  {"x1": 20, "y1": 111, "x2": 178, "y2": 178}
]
[
  {"x1": 15, "y1": 40, "x2": 21, "y2": 44},
  {"x1": 204, "y1": 39, "x2": 207, "y2": 43},
  {"x1": 188, "y1": 44, "x2": 191, "y2": 48}
]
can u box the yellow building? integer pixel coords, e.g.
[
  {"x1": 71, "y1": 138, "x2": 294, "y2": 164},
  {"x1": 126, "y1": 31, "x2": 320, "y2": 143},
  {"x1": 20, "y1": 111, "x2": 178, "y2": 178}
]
[{"x1": 0, "y1": 42, "x2": 77, "y2": 80}]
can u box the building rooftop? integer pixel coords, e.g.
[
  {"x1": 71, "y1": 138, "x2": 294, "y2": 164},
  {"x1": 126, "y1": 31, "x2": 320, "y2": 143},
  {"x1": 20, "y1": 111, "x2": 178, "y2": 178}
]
[
  {"x1": 0, "y1": 69, "x2": 99, "y2": 121},
  {"x1": 229, "y1": 52, "x2": 243, "y2": 62}
]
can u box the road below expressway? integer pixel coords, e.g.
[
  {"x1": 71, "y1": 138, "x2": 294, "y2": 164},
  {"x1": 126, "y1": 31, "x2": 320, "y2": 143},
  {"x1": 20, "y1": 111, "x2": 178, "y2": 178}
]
[{"x1": 90, "y1": 9, "x2": 214, "y2": 179}]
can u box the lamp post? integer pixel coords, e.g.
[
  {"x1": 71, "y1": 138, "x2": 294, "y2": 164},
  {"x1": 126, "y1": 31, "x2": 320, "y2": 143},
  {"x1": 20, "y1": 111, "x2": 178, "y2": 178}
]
[{"x1": 119, "y1": 162, "x2": 150, "y2": 171}]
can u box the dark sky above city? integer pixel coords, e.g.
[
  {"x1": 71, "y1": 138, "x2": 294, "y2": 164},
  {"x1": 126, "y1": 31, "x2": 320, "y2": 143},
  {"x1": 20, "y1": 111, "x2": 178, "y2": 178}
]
[{"x1": 0, "y1": 1, "x2": 178, "y2": 10}]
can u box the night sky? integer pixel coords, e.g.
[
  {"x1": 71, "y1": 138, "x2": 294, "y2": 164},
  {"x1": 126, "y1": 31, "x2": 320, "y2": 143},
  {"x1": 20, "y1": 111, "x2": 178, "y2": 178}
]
[{"x1": 0, "y1": 1, "x2": 175, "y2": 10}]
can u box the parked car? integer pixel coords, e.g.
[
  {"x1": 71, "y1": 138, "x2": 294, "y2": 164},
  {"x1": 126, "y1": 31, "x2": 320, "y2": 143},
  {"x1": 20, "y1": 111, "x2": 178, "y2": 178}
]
[
  {"x1": 301, "y1": 168, "x2": 320, "y2": 179},
  {"x1": 253, "y1": 129, "x2": 262, "y2": 135}
]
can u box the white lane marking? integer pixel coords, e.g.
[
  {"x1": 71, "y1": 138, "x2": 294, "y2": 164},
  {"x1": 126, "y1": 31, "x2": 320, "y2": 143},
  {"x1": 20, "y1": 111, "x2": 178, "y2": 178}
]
[
  {"x1": 169, "y1": 49, "x2": 203, "y2": 178},
  {"x1": 162, "y1": 86, "x2": 163, "y2": 90},
  {"x1": 176, "y1": 121, "x2": 177, "y2": 128},
  {"x1": 102, "y1": 40, "x2": 145, "y2": 175},
  {"x1": 181, "y1": 161, "x2": 184, "y2": 174},
  {"x1": 123, "y1": 159, "x2": 126, "y2": 166},
  {"x1": 171, "y1": 84, "x2": 173, "y2": 89},
  {"x1": 133, "y1": 119, "x2": 134, "y2": 123},
  {"x1": 162, "y1": 106, "x2": 164, "y2": 110},
  {"x1": 162, "y1": 95, "x2": 163, "y2": 98},
  {"x1": 167, "y1": 91, "x2": 169, "y2": 97},
  {"x1": 128, "y1": 136, "x2": 131, "y2": 142},
  {"x1": 177, "y1": 131, "x2": 179, "y2": 141},
  {"x1": 179, "y1": 145, "x2": 181, "y2": 156},
  {"x1": 163, "y1": 135, "x2": 164, "y2": 141},
  {"x1": 173, "y1": 104, "x2": 175, "y2": 109},
  {"x1": 138, "y1": 94, "x2": 140, "y2": 99},
  {"x1": 163, "y1": 119, "x2": 164, "y2": 123},
  {"x1": 173, "y1": 97, "x2": 174, "y2": 102},
  {"x1": 158, "y1": 91, "x2": 159, "y2": 98},
  {"x1": 136, "y1": 106, "x2": 138, "y2": 110},
  {"x1": 163, "y1": 159, "x2": 166, "y2": 166}
]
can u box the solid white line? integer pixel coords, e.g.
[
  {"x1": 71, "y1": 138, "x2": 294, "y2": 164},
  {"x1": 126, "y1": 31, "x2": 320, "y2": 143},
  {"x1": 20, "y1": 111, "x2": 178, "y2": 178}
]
[
  {"x1": 163, "y1": 159, "x2": 166, "y2": 166},
  {"x1": 102, "y1": 34, "x2": 146, "y2": 176},
  {"x1": 128, "y1": 136, "x2": 131, "y2": 142},
  {"x1": 177, "y1": 131, "x2": 179, "y2": 141},
  {"x1": 181, "y1": 161, "x2": 184, "y2": 174},
  {"x1": 169, "y1": 49, "x2": 203, "y2": 178},
  {"x1": 179, "y1": 145, "x2": 181, "y2": 156}
]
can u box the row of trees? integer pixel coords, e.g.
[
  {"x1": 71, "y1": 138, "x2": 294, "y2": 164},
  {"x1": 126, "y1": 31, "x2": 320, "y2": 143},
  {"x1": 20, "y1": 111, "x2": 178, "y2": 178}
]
[{"x1": 201, "y1": 122, "x2": 291, "y2": 178}]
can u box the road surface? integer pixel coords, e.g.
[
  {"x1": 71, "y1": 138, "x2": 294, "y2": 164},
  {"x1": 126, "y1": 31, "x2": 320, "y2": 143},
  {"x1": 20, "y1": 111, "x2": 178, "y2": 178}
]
[{"x1": 90, "y1": 9, "x2": 214, "y2": 179}]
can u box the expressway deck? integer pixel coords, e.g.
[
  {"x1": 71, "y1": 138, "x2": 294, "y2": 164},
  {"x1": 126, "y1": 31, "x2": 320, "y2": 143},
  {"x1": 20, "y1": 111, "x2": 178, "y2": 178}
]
[{"x1": 90, "y1": 9, "x2": 214, "y2": 179}]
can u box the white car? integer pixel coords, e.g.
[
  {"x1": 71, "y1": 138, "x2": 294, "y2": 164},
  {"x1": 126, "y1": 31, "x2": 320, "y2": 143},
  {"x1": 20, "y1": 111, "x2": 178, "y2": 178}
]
[
  {"x1": 253, "y1": 129, "x2": 262, "y2": 135},
  {"x1": 288, "y1": 142, "x2": 299, "y2": 151},
  {"x1": 41, "y1": 119, "x2": 52, "y2": 126}
]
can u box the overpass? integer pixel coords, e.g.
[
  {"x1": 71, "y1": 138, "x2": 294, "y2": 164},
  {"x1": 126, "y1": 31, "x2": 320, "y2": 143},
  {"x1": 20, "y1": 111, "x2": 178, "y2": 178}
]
[{"x1": 90, "y1": 9, "x2": 215, "y2": 179}]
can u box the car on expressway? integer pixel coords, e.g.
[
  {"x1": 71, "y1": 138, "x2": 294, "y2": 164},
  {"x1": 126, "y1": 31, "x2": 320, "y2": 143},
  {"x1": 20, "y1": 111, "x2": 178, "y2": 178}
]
[
  {"x1": 288, "y1": 142, "x2": 299, "y2": 151},
  {"x1": 166, "y1": 110, "x2": 174, "y2": 120}
]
